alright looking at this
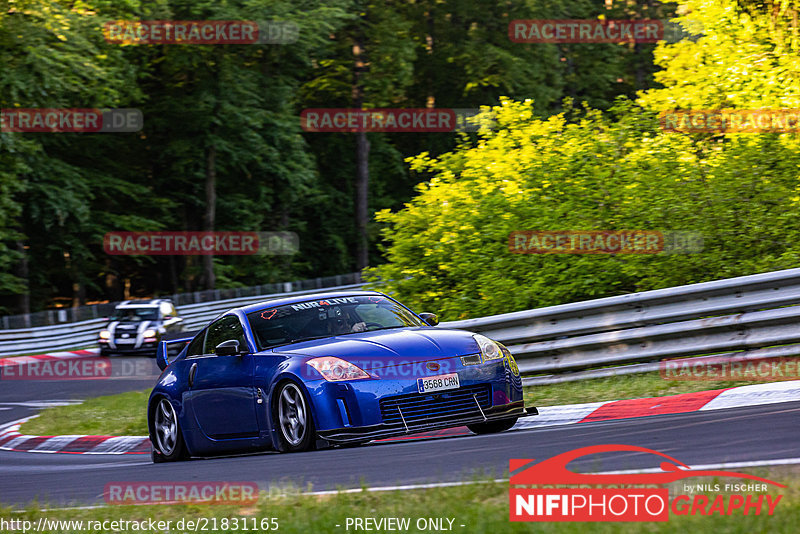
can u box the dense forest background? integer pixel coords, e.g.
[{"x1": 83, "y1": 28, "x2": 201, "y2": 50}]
[{"x1": 1, "y1": 0, "x2": 798, "y2": 319}]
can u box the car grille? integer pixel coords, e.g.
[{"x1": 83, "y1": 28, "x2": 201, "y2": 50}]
[
  {"x1": 379, "y1": 385, "x2": 491, "y2": 426},
  {"x1": 114, "y1": 326, "x2": 138, "y2": 344}
]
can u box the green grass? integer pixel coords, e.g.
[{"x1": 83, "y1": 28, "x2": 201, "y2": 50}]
[
  {"x1": 20, "y1": 390, "x2": 149, "y2": 436},
  {"x1": 20, "y1": 372, "x2": 794, "y2": 437},
  {"x1": 3, "y1": 471, "x2": 799, "y2": 533}
]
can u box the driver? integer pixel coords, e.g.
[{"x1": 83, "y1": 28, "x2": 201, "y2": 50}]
[{"x1": 322, "y1": 305, "x2": 367, "y2": 334}]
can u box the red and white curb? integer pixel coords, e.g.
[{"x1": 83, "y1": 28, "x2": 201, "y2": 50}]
[
  {"x1": 2, "y1": 380, "x2": 800, "y2": 455},
  {"x1": 0, "y1": 348, "x2": 100, "y2": 368},
  {"x1": 515, "y1": 379, "x2": 800, "y2": 429},
  {"x1": 0, "y1": 418, "x2": 150, "y2": 455}
]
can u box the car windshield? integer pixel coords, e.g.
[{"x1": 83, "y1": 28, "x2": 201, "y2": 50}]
[
  {"x1": 110, "y1": 307, "x2": 159, "y2": 322},
  {"x1": 246, "y1": 295, "x2": 426, "y2": 350}
]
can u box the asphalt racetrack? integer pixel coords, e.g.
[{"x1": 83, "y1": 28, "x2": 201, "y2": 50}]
[{"x1": 1, "y1": 356, "x2": 798, "y2": 507}]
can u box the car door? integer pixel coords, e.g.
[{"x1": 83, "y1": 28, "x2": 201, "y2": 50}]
[{"x1": 186, "y1": 315, "x2": 260, "y2": 439}]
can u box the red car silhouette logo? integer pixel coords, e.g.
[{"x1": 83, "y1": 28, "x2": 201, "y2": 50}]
[{"x1": 510, "y1": 444, "x2": 785, "y2": 487}]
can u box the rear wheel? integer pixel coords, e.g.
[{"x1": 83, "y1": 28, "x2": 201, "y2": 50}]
[
  {"x1": 467, "y1": 417, "x2": 518, "y2": 435},
  {"x1": 274, "y1": 382, "x2": 316, "y2": 452},
  {"x1": 152, "y1": 397, "x2": 186, "y2": 462}
]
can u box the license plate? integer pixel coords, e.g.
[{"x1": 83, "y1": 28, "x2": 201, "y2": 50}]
[
  {"x1": 116, "y1": 339, "x2": 134, "y2": 344},
  {"x1": 417, "y1": 373, "x2": 460, "y2": 394}
]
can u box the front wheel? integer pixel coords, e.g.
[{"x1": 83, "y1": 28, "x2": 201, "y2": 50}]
[
  {"x1": 274, "y1": 382, "x2": 316, "y2": 452},
  {"x1": 151, "y1": 397, "x2": 187, "y2": 462},
  {"x1": 467, "y1": 417, "x2": 518, "y2": 435}
]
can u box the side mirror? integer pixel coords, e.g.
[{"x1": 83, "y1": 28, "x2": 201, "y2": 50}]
[
  {"x1": 216, "y1": 339, "x2": 244, "y2": 356},
  {"x1": 419, "y1": 312, "x2": 439, "y2": 326},
  {"x1": 156, "y1": 340, "x2": 170, "y2": 371}
]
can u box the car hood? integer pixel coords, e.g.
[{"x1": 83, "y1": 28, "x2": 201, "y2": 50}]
[{"x1": 269, "y1": 327, "x2": 480, "y2": 370}]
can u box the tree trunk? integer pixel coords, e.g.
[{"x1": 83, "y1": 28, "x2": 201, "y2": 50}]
[
  {"x1": 15, "y1": 240, "x2": 29, "y2": 314},
  {"x1": 104, "y1": 257, "x2": 122, "y2": 302},
  {"x1": 168, "y1": 255, "x2": 178, "y2": 294},
  {"x1": 425, "y1": 2, "x2": 436, "y2": 150},
  {"x1": 203, "y1": 143, "x2": 217, "y2": 289},
  {"x1": 353, "y1": 36, "x2": 370, "y2": 270},
  {"x1": 354, "y1": 131, "x2": 370, "y2": 270}
]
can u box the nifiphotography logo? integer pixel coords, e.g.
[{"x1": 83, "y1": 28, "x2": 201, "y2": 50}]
[{"x1": 509, "y1": 445, "x2": 784, "y2": 522}]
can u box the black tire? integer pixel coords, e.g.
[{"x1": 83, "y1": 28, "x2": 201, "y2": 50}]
[
  {"x1": 99, "y1": 348, "x2": 111, "y2": 356},
  {"x1": 273, "y1": 381, "x2": 316, "y2": 453},
  {"x1": 151, "y1": 397, "x2": 187, "y2": 462},
  {"x1": 467, "y1": 417, "x2": 518, "y2": 435}
]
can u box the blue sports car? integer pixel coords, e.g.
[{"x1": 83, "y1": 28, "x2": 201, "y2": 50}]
[{"x1": 148, "y1": 291, "x2": 532, "y2": 462}]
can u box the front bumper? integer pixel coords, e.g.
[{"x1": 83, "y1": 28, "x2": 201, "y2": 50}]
[
  {"x1": 305, "y1": 353, "x2": 525, "y2": 444},
  {"x1": 318, "y1": 400, "x2": 524, "y2": 444},
  {"x1": 99, "y1": 339, "x2": 158, "y2": 355}
]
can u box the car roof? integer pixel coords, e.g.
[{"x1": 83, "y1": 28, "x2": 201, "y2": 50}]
[{"x1": 237, "y1": 290, "x2": 386, "y2": 315}]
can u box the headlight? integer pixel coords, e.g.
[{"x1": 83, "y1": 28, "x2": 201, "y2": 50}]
[
  {"x1": 99, "y1": 330, "x2": 110, "y2": 339},
  {"x1": 474, "y1": 334, "x2": 504, "y2": 360},
  {"x1": 306, "y1": 357, "x2": 370, "y2": 381},
  {"x1": 143, "y1": 329, "x2": 157, "y2": 338}
]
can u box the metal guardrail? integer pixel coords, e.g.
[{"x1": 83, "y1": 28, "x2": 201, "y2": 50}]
[
  {"x1": 5, "y1": 267, "x2": 800, "y2": 384},
  {"x1": 0, "y1": 275, "x2": 365, "y2": 357},
  {"x1": 440, "y1": 268, "x2": 800, "y2": 385},
  {"x1": 0, "y1": 273, "x2": 363, "y2": 329}
]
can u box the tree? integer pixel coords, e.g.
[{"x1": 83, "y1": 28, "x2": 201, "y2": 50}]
[
  {"x1": 0, "y1": 0, "x2": 147, "y2": 310},
  {"x1": 367, "y1": 98, "x2": 800, "y2": 320}
]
